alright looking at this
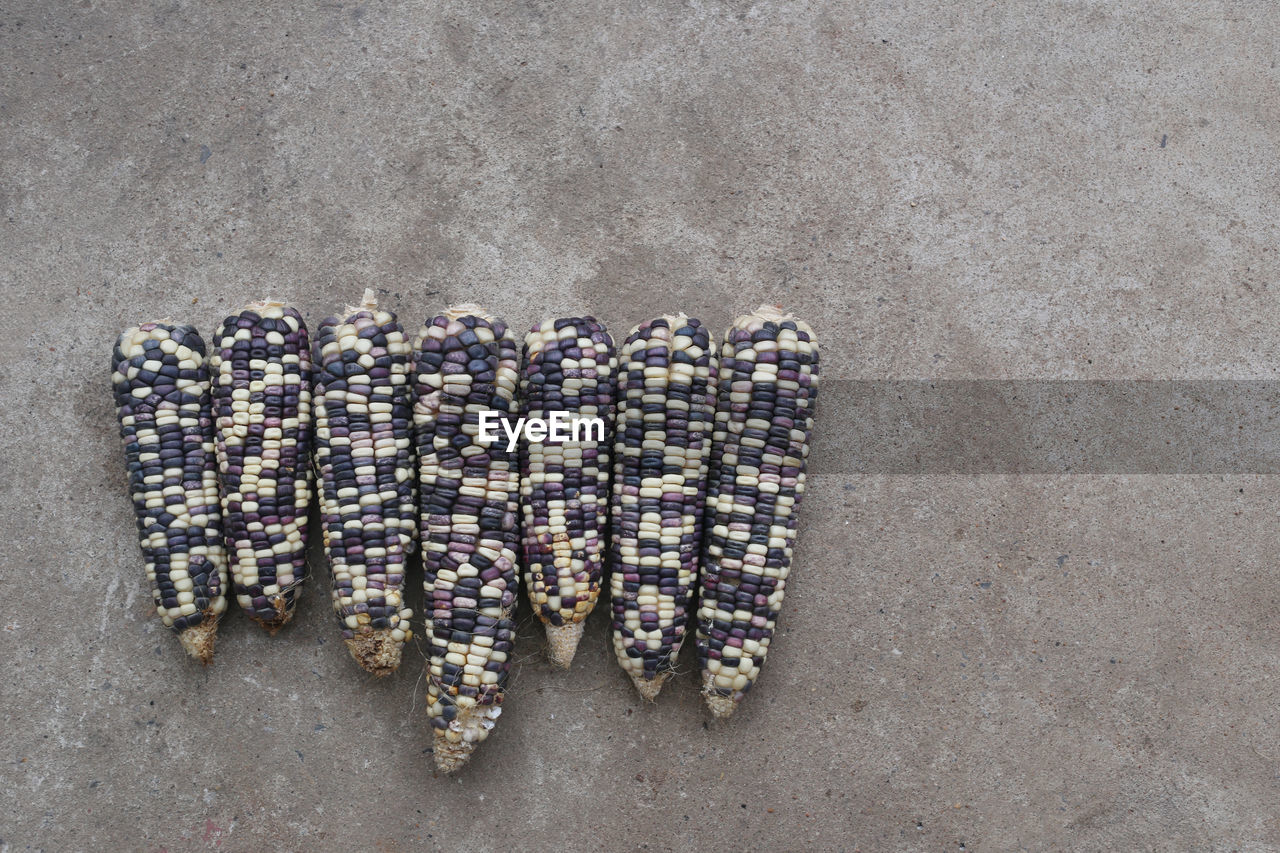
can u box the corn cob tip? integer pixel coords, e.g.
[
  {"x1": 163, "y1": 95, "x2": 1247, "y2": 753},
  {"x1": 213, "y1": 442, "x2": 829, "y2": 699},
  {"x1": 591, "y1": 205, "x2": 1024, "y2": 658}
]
[
  {"x1": 342, "y1": 287, "x2": 381, "y2": 315},
  {"x1": 545, "y1": 621, "x2": 585, "y2": 669},
  {"x1": 177, "y1": 621, "x2": 218, "y2": 665},
  {"x1": 345, "y1": 631, "x2": 403, "y2": 677},
  {"x1": 737, "y1": 304, "x2": 785, "y2": 325},
  {"x1": 244, "y1": 298, "x2": 287, "y2": 311},
  {"x1": 441, "y1": 302, "x2": 492, "y2": 321},
  {"x1": 432, "y1": 704, "x2": 502, "y2": 772},
  {"x1": 701, "y1": 674, "x2": 739, "y2": 719},
  {"x1": 734, "y1": 304, "x2": 816, "y2": 338},
  {"x1": 250, "y1": 598, "x2": 295, "y2": 634},
  {"x1": 623, "y1": 313, "x2": 689, "y2": 339},
  {"x1": 629, "y1": 672, "x2": 669, "y2": 702},
  {"x1": 432, "y1": 735, "x2": 475, "y2": 774}
]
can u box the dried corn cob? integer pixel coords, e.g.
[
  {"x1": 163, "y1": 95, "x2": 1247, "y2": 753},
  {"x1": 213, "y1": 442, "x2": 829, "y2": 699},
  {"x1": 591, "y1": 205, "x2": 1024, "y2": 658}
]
[
  {"x1": 112, "y1": 322, "x2": 229, "y2": 663},
  {"x1": 610, "y1": 316, "x2": 717, "y2": 699},
  {"x1": 520, "y1": 317, "x2": 616, "y2": 668},
  {"x1": 211, "y1": 301, "x2": 313, "y2": 630},
  {"x1": 413, "y1": 305, "x2": 521, "y2": 772},
  {"x1": 696, "y1": 306, "x2": 818, "y2": 718},
  {"x1": 313, "y1": 290, "x2": 416, "y2": 675}
]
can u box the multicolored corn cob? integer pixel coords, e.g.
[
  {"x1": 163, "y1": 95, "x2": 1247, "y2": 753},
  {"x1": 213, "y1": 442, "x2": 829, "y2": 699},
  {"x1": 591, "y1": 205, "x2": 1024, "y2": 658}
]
[
  {"x1": 210, "y1": 301, "x2": 313, "y2": 631},
  {"x1": 610, "y1": 316, "x2": 717, "y2": 699},
  {"x1": 413, "y1": 305, "x2": 521, "y2": 772},
  {"x1": 313, "y1": 290, "x2": 416, "y2": 675},
  {"x1": 696, "y1": 306, "x2": 818, "y2": 718},
  {"x1": 520, "y1": 317, "x2": 616, "y2": 668},
  {"x1": 112, "y1": 323, "x2": 229, "y2": 663}
]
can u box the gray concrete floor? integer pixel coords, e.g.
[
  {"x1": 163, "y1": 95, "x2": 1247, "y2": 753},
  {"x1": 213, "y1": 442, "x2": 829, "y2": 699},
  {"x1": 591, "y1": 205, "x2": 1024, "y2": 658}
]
[{"x1": 3, "y1": 2, "x2": 1279, "y2": 850}]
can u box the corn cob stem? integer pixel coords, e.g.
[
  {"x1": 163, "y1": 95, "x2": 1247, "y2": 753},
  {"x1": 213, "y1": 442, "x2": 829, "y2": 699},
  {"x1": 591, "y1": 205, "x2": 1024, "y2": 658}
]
[
  {"x1": 313, "y1": 289, "x2": 416, "y2": 675},
  {"x1": 610, "y1": 316, "x2": 717, "y2": 699},
  {"x1": 413, "y1": 305, "x2": 521, "y2": 772},
  {"x1": 112, "y1": 322, "x2": 229, "y2": 663},
  {"x1": 696, "y1": 305, "x2": 818, "y2": 718},
  {"x1": 177, "y1": 620, "x2": 219, "y2": 662},
  {"x1": 546, "y1": 621, "x2": 586, "y2": 669},
  {"x1": 211, "y1": 301, "x2": 313, "y2": 631},
  {"x1": 520, "y1": 317, "x2": 616, "y2": 669}
]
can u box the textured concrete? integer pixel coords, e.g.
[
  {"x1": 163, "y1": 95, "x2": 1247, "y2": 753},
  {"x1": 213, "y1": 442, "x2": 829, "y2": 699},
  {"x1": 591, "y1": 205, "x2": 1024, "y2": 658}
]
[{"x1": 3, "y1": 1, "x2": 1279, "y2": 850}]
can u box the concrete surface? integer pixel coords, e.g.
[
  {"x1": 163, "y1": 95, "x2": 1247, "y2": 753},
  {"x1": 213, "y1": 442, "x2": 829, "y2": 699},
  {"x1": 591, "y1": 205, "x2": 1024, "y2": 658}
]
[{"x1": 3, "y1": 1, "x2": 1279, "y2": 850}]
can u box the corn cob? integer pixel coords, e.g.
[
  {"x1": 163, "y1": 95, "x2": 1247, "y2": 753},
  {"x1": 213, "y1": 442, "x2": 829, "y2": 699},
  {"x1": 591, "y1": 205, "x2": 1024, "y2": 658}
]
[
  {"x1": 112, "y1": 322, "x2": 229, "y2": 663},
  {"x1": 312, "y1": 290, "x2": 416, "y2": 675},
  {"x1": 520, "y1": 317, "x2": 616, "y2": 668},
  {"x1": 610, "y1": 316, "x2": 717, "y2": 699},
  {"x1": 210, "y1": 301, "x2": 313, "y2": 631},
  {"x1": 696, "y1": 306, "x2": 818, "y2": 718},
  {"x1": 413, "y1": 305, "x2": 521, "y2": 772}
]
